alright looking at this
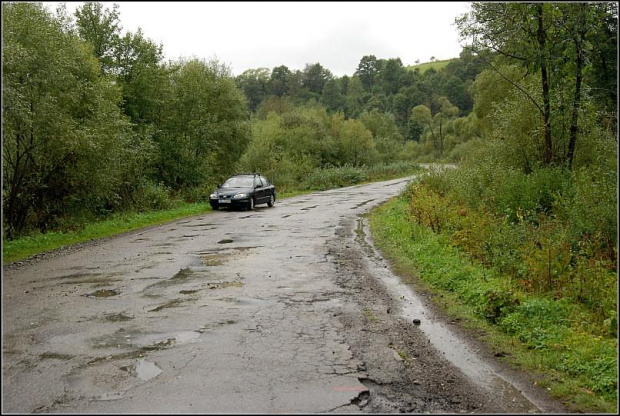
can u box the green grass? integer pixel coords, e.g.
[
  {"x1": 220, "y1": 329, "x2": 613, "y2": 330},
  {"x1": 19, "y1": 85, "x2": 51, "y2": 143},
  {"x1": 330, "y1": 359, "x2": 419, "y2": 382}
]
[
  {"x1": 2, "y1": 203, "x2": 214, "y2": 264},
  {"x1": 407, "y1": 58, "x2": 457, "y2": 73},
  {"x1": 368, "y1": 196, "x2": 617, "y2": 414}
]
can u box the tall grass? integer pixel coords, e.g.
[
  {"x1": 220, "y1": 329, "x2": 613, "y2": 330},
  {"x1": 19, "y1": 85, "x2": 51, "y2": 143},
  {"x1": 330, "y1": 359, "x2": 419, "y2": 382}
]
[{"x1": 370, "y1": 195, "x2": 617, "y2": 413}]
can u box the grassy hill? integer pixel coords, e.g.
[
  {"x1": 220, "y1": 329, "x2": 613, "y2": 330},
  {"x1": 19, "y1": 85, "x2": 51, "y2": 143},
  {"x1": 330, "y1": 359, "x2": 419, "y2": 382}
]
[{"x1": 407, "y1": 58, "x2": 457, "y2": 73}]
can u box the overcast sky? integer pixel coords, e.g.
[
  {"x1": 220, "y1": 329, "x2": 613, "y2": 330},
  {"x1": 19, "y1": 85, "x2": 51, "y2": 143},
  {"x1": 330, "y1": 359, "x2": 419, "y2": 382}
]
[{"x1": 45, "y1": 1, "x2": 472, "y2": 77}]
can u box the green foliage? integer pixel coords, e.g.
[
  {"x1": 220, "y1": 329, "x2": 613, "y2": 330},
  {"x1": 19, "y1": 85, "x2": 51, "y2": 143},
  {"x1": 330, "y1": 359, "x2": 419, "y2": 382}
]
[
  {"x1": 2, "y1": 2, "x2": 141, "y2": 237},
  {"x1": 155, "y1": 58, "x2": 250, "y2": 191},
  {"x1": 370, "y1": 196, "x2": 617, "y2": 412},
  {"x1": 302, "y1": 164, "x2": 368, "y2": 191}
]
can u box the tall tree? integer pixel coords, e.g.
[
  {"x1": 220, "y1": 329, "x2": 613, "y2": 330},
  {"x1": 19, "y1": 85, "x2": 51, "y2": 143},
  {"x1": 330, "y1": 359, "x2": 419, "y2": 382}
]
[
  {"x1": 156, "y1": 59, "x2": 249, "y2": 189},
  {"x1": 269, "y1": 65, "x2": 291, "y2": 97},
  {"x1": 74, "y1": 1, "x2": 122, "y2": 74},
  {"x1": 457, "y1": 2, "x2": 618, "y2": 169},
  {"x1": 355, "y1": 55, "x2": 381, "y2": 92},
  {"x1": 236, "y1": 68, "x2": 270, "y2": 112},
  {"x1": 302, "y1": 63, "x2": 333, "y2": 95},
  {"x1": 3, "y1": 2, "x2": 137, "y2": 237}
]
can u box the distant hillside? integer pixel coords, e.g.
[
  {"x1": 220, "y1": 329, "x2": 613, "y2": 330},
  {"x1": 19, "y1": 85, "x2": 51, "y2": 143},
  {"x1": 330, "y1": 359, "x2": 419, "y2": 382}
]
[{"x1": 407, "y1": 58, "x2": 457, "y2": 73}]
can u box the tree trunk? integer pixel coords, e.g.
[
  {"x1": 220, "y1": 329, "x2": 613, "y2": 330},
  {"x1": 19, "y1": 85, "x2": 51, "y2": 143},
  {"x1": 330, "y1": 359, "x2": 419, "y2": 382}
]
[
  {"x1": 537, "y1": 4, "x2": 554, "y2": 166},
  {"x1": 567, "y1": 8, "x2": 586, "y2": 170}
]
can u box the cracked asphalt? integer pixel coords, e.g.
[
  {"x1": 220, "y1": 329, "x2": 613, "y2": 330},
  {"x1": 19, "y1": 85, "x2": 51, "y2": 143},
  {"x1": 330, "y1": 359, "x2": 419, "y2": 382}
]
[{"x1": 2, "y1": 176, "x2": 568, "y2": 413}]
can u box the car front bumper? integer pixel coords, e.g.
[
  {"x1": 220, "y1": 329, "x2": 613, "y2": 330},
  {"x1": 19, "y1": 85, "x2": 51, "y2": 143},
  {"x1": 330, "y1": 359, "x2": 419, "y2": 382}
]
[{"x1": 210, "y1": 197, "x2": 251, "y2": 209}]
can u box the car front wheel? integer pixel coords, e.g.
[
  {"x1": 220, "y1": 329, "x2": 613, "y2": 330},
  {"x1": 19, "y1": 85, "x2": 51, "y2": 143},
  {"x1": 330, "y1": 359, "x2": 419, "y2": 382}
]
[
  {"x1": 267, "y1": 193, "x2": 275, "y2": 207},
  {"x1": 248, "y1": 197, "x2": 254, "y2": 210}
]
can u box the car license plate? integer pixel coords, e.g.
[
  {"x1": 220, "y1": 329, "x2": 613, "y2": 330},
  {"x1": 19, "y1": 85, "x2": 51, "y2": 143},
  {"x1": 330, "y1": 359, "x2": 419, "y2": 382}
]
[{"x1": 219, "y1": 199, "x2": 231, "y2": 204}]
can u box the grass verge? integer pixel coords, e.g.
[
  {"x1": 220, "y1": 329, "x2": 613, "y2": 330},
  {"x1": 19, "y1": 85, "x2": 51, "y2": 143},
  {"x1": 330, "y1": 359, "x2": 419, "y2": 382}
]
[{"x1": 368, "y1": 196, "x2": 617, "y2": 414}]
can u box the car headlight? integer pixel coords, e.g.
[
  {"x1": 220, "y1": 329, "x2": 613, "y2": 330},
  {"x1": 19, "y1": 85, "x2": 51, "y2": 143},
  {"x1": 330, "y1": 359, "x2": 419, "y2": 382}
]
[
  {"x1": 233, "y1": 193, "x2": 247, "y2": 199},
  {"x1": 210, "y1": 193, "x2": 218, "y2": 199}
]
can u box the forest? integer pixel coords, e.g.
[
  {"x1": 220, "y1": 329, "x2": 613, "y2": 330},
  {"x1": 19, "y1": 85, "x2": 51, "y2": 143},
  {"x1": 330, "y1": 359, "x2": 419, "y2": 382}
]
[{"x1": 2, "y1": 2, "x2": 618, "y2": 411}]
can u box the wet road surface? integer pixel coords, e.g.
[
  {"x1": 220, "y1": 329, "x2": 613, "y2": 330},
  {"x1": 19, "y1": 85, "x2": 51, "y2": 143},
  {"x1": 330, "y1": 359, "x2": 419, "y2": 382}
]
[{"x1": 2, "y1": 177, "x2": 566, "y2": 413}]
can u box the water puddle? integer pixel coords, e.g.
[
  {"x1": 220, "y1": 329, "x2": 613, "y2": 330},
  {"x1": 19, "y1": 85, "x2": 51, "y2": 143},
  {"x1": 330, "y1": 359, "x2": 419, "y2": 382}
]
[
  {"x1": 218, "y1": 239, "x2": 234, "y2": 244},
  {"x1": 356, "y1": 216, "x2": 542, "y2": 411},
  {"x1": 176, "y1": 331, "x2": 201, "y2": 343},
  {"x1": 132, "y1": 358, "x2": 162, "y2": 381}
]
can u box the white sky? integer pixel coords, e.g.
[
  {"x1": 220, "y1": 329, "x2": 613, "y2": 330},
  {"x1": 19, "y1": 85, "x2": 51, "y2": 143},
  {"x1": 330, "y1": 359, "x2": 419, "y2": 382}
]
[{"x1": 44, "y1": 1, "x2": 472, "y2": 77}]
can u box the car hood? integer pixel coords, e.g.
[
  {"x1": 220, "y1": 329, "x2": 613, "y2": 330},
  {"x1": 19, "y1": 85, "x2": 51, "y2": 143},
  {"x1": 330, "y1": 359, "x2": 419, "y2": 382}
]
[{"x1": 215, "y1": 187, "x2": 253, "y2": 197}]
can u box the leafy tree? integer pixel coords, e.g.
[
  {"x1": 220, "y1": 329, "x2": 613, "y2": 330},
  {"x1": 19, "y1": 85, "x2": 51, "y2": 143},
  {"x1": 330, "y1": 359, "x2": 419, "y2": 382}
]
[
  {"x1": 380, "y1": 58, "x2": 406, "y2": 95},
  {"x1": 237, "y1": 68, "x2": 270, "y2": 112},
  {"x1": 155, "y1": 59, "x2": 250, "y2": 189},
  {"x1": 321, "y1": 79, "x2": 345, "y2": 112},
  {"x1": 74, "y1": 1, "x2": 122, "y2": 74},
  {"x1": 302, "y1": 62, "x2": 333, "y2": 95},
  {"x1": 345, "y1": 76, "x2": 366, "y2": 118},
  {"x1": 355, "y1": 55, "x2": 381, "y2": 91},
  {"x1": 115, "y1": 28, "x2": 168, "y2": 126},
  {"x1": 335, "y1": 119, "x2": 376, "y2": 166},
  {"x1": 3, "y1": 2, "x2": 138, "y2": 237},
  {"x1": 359, "y1": 109, "x2": 404, "y2": 162},
  {"x1": 457, "y1": 2, "x2": 618, "y2": 169},
  {"x1": 269, "y1": 65, "x2": 291, "y2": 96},
  {"x1": 411, "y1": 97, "x2": 459, "y2": 157}
]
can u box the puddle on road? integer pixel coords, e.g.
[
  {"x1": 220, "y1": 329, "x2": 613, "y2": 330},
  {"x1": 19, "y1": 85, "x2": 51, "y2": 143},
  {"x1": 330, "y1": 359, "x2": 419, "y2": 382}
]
[
  {"x1": 217, "y1": 239, "x2": 234, "y2": 244},
  {"x1": 355, "y1": 216, "x2": 542, "y2": 411},
  {"x1": 132, "y1": 358, "x2": 162, "y2": 381},
  {"x1": 176, "y1": 331, "x2": 201, "y2": 343}
]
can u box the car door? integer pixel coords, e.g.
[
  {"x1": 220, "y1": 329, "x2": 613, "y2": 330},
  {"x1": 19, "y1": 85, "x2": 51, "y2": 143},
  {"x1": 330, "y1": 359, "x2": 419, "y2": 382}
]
[{"x1": 254, "y1": 177, "x2": 267, "y2": 204}]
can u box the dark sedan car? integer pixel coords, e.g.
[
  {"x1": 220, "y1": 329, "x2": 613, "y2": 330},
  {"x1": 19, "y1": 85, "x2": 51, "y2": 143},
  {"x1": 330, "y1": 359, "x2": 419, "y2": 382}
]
[{"x1": 209, "y1": 173, "x2": 276, "y2": 211}]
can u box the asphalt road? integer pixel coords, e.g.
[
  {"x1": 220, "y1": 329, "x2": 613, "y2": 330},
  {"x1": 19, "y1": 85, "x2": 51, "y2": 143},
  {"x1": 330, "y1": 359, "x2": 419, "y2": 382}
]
[{"x1": 2, "y1": 177, "x2": 567, "y2": 413}]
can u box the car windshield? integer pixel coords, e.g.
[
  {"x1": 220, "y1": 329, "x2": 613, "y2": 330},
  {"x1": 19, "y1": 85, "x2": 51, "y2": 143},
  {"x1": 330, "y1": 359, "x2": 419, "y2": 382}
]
[{"x1": 221, "y1": 177, "x2": 254, "y2": 188}]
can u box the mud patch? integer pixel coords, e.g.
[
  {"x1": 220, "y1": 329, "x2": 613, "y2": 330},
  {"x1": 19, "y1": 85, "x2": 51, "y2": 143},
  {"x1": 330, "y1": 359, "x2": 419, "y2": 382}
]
[
  {"x1": 202, "y1": 254, "x2": 226, "y2": 266},
  {"x1": 149, "y1": 298, "x2": 186, "y2": 312},
  {"x1": 180, "y1": 289, "x2": 199, "y2": 295},
  {"x1": 86, "y1": 289, "x2": 119, "y2": 298},
  {"x1": 101, "y1": 312, "x2": 134, "y2": 322},
  {"x1": 39, "y1": 352, "x2": 75, "y2": 361},
  {"x1": 217, "y1": 239, "x2": 234, "y2": 244},
  {"x1": 172, "y1": 267, "x2": 192, "y2": 280},
  {"x1": 207, "y1": 281, "x2": 243, "y2": 290}
]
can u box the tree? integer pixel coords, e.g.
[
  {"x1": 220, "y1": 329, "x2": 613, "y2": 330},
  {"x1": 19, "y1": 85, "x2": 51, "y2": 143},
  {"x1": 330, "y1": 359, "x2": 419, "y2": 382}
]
[
  {"x1": 456, "y1": 2, "x2": 618, "y2": 169},
  {"x1": 321, "y1": 79, "x2": 345, "y2": 112},
  {"x1": 237, "y1": 68, "x2": 270, "y2": 112},
  {"x1": 411, "y1": 97, "x2": 459, "y2": 157},
  {"x1": 3, "y1": 2, "x2": 138, "y2": 237},
  {"x1": 380, "y1": 58, "x2": 406, "y2": 95},
  {"x1": 115, "y1": 28, "x2": 168, "y2": 126},
  {"x1": 355, "y1": 55, "x2": 381, "y2": 92},
  {"x1": 269, "y1": 65, "x2": 291, "y2": 96},
  {"x1": 74, "y1": 1, "x2": 122, "y2": 74},
  {"x1": 155, "y1": 59, "x2": 250, "y2": 189},
  {"x1": 302, "y1": 63, "x2": 333, "y2": 95},
  {"x1": 345, "y1": 76, "x2": 366, "y2": 118}
]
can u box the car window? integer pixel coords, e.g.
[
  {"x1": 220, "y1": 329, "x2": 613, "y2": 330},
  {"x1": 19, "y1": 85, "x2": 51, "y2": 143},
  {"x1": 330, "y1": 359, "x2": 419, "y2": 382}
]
[
  {"x1": 260, "y1": 176, "x2": 270, "y2": 186},
  {"x1": 254, "y1": 177, "x2": 264, "y2": 187},
  {"x1": 222, "y1": 177, "x2": 254, "y2": 188}
]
